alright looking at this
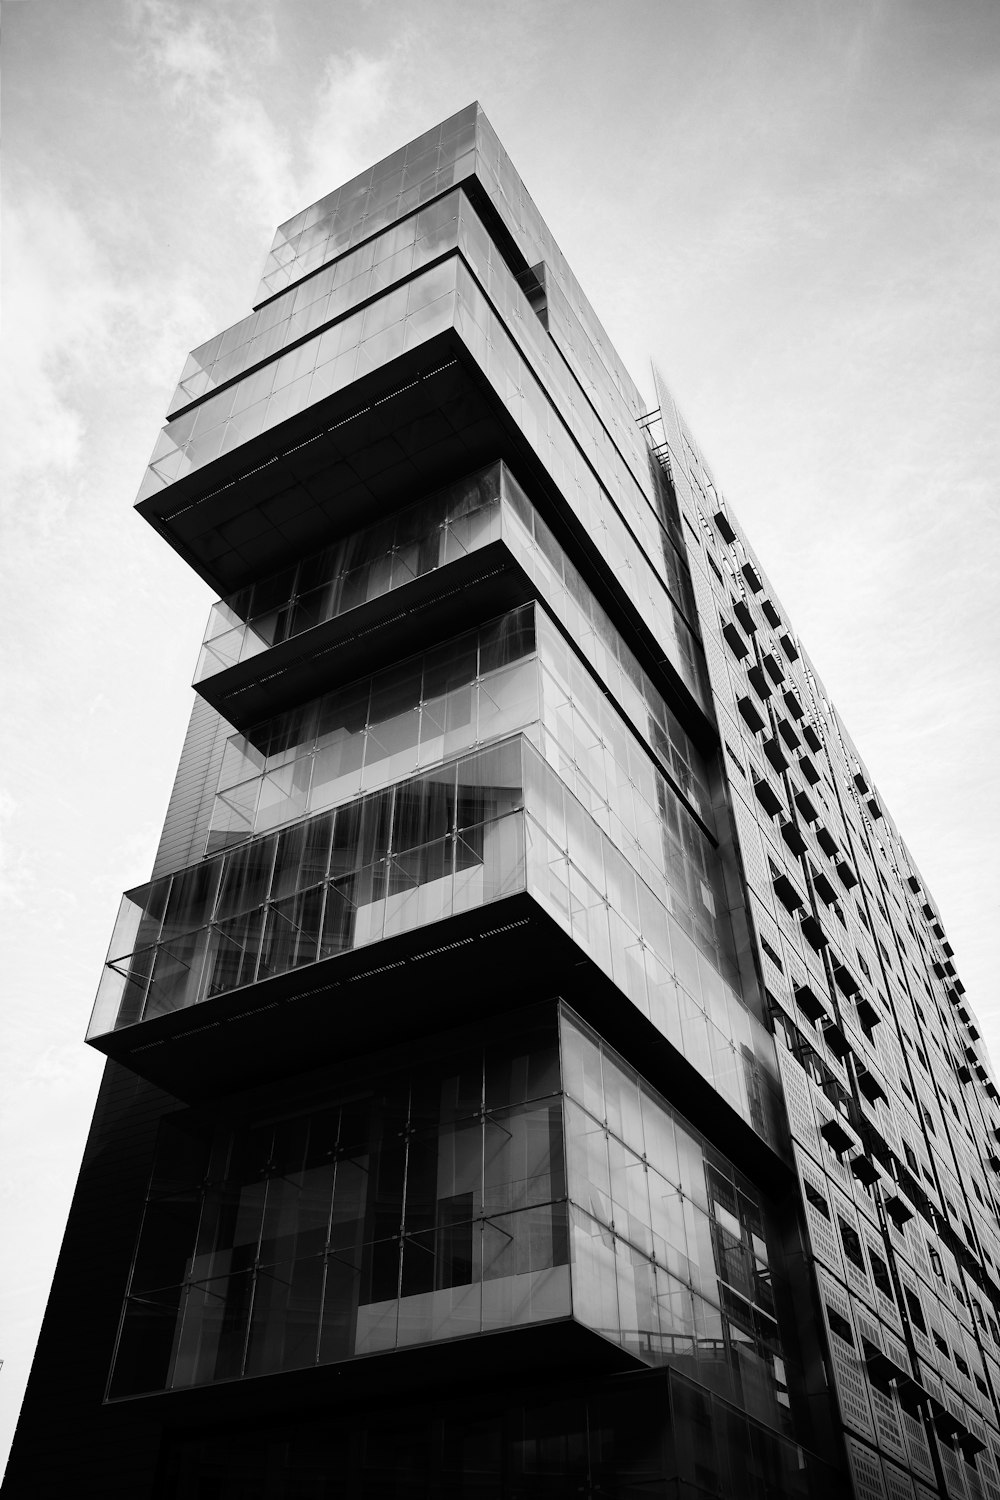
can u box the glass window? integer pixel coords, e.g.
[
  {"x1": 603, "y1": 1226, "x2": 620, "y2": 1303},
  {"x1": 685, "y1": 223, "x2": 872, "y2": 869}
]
[
  {"x1": 210, "y1": 609, "x2": 536, "y2": 850},
  {"x1": 111, "y1": 1010, "x2": 570, "y2": 1395}
]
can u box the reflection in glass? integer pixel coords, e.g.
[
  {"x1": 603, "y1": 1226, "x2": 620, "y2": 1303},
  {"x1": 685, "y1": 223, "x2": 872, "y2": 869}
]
[
  {"x1": 208, "y1": 605, "x2": 538, "y2": 852},
  {"x1": 92, "y1": 733, "x2": 777, "y2": 1152},
  {"x1": 255, "y1": 109, "x2": 477, "y2": 303},
  {"x1": 194, "y1": 462, "x2": 709, "y2": 836},
  {"x1": 93, "y1": 740, "x2": 527, "y2": 1035},
  {"x1": 151, "y1": 191, "x2": 702, "y2": 705},
  {"x1": 110, "y1": 1005, "x2": 793, "y2": 1443},
  {"x1": 561, "y1": 1010, "x2": 794, "y2": 1434},
  {"x1": 137, "y1": 256, "x2": 460, "y2": 504},
  {"x1": 109, "y1": 1010, "x2": 569, "y2": 1397}
]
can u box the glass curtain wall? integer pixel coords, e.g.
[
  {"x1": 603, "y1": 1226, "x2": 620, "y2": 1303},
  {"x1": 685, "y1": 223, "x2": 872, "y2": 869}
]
[
  {"x1": 202, "y1": 593, "x2": 732, "y2": 991},
  {"x1": 206, "y1": 602, "x2": 715, "y2": 938},
  {"x1": 109, "y1": 1007, "x2": 794, "y2": 1431},
  {"x1": 91, "y1": 733, "x2": 779, "y2": 1147},
  {"x1": 561, "y1": 1014, "x2": 796, "y2": 1437},
  {"x1": 206, "y1": 605, "x2": 538, "y2": 851},
  {"x1": 90, "y1": 739, "x2": 526, "y2": 1038},
  {"x1": 195, "y1": 462, "x2": 708, "y2": 831},
  {"x1": 174, "y1": 174, "x2": 689, "y2": 643},
  {"x1": 193, "y1": 464, "x2": 508, "y2": 683},
  {"x1": 255, "y1": 106, "x2": 479, "y2": 302},
  {"x1": 171, "y1": 191, "x2": 469, "y2": 417},
  {"x1": 137, "y1": 253, "x2": 462, "y2": 501},
  {"x1": 143, "y1": 187, "x2": 704, "y2": 705},
  {"x1": 110, "y1": 1007, "x2": 567, "y2": 1397}
]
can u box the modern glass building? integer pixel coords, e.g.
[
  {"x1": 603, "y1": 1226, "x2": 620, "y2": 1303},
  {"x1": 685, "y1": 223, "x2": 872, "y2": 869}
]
[{"x1": 8, "y1": 104, "x2": 1000, "y2": 1500}]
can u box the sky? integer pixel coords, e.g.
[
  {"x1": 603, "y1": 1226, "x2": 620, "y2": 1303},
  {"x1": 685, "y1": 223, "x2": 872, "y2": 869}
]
[{"x1": 2, "y1": 0, "x2": 999, "y2": 1474}]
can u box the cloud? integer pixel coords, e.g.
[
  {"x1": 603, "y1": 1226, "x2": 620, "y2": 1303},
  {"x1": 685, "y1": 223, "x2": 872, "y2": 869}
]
[
  {"x1": 127, "y1": 0, "x2": 293, "y2": 220},
  {"x1": 0, "y1": 180, "x2": 210, "y2": 539},
  {"x1": 128, "y1": 0, "x2": 227, "y2": 89},
  {"x1": 0, "y1": 194, "x2": 97, "y2": 491},
  {"x1": 0, "y1": 787, "x2": 29, "y2": 913},
  {"x1": 123, "y1": 3, "x2": 405, "y2": 261},
  {"x1": 0, "y1": 7, "x2": 410, "y2": 569},
  {"x1": 299, "y1": 48, "x2": 407, "y2": 204}
]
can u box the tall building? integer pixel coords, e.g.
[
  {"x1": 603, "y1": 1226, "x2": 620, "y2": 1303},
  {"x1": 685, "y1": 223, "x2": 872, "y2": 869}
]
[{"x1": 7, "y1": 104, "x2": 999, "y2": 1500}]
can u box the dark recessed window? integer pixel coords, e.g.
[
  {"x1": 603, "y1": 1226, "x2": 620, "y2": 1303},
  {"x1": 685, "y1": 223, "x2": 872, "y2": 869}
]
[
  {"x1": 839, "y1": 1217, "x2": 865, "y2": 1272},
  {"x1": 904, "y1": 1286, "x2": 927, "y2": 1334},
  {"x1": 826, "y1": 1307, "x2": 853, "y2": 1345},
  {"x1": 804, "y1": 1181, "x2": 831, "y2": 1220},
  {"x1": 869, "y1": 1251, "x2": 893, "y2": 1303},
  {"x1": 760, "y1": 937, "x2": 783, "y2": 971}
]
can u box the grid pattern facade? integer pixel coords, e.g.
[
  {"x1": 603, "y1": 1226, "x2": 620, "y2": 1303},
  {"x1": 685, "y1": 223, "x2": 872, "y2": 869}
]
[
  {"x1": 652, "y1": 371, "x2": 1000, "y2": 1498},
  {"x1": 7, "y1": 103, "x2": 995, "y2": 1500}
]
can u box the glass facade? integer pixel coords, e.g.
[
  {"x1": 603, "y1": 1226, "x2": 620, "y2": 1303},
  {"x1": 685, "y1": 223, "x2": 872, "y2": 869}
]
[
  {"x1": 255, "y1": 105, "x2": 479, "y2": 302},
  {"x1": 137, "y1": 253, "x2": 461, "y2": 501},
  {"x1": 90, "y1": 738, "x2": 528, "y2": 1037},
  {"x1": 561, "y1": 1016, "x2": 796, "y2": 1434},
  {"x1": 259, "y1": 103, "x2": 655, "y2": 499},
  {"x1": 204, "y1": 599, "x2": 715, "y2": 922},
  {"x1": 143, "y1": 187, "x2": 705, "y2": 707},
  {"x1": 195, "y1": 462, "x2": 709, "y2": 827},
  {"x1": 193, "y1": 461, "x2": 508, "y2": 683},
  {"x1": 109, "y1": 1008, "x2": 794, "y2": 1424},
  {"x1": 171, "y1": 192, "x2": 469, "y2": 418},
  {"x1": 207, "y1": 605, "x2": 538, "y2": 849},
  {"x1": 90, "y1": 727, "x2": 779, "y2": 1148},
  {"x1": 110, "y1": 1008, "x2": 567, "y2": 1397}
]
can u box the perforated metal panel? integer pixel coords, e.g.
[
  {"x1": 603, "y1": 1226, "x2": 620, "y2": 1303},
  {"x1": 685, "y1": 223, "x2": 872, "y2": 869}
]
[
  {"x1": 871, "y1": 1384, "x2": 909, "y2": 1464},
  {"x1": 882, "y1": 1457, "x2": 918, "y2": 1500},
  {"x1": 966, "y1": 1461, "x2": 988, "y2": 1500},
  {"x1": 847, "y1": 1434, "x2": 890, "y2": 1499},
  {"x1": 822, "y1": 1270, "x2": 877, "y2": 1439},
  {"x1": 853, "y1": 1311, "x2": 910, "y2": 1465},
  {"x1": 900, "y1": 1404, "x2": 935, "y2": 1481},
  {"x1": 701, "y1": 619, "x2": 735, "y2": 706},
  {"x1": 853, "y1": 1177, "x2": 882, "y2": 1232},
  {"x1": 732, "y1": 793, "x2": 774, "y2": 904},
  {"x1": 796, "y1": 1148, "x2": 844, "y2": 1274},
  {"x1": 862, "y1": 1224, "x2": 905, "y2": 1331},
  {"x1": 836, "y1": 1188, "x2": 876, "y2": 1309},
  {"x1": 884, "y1": 1331, "x2": 910, "y2": 1371},
  {"x1": 977, "y1": 1440, "x2": 1000, "y2": 1500},
  {"x1": 939, "y1": 1440, "x2": 969, "y2": 1497},
  {"x1": 781, "y1": 1057, "x2": 820, "y2": 1162}
]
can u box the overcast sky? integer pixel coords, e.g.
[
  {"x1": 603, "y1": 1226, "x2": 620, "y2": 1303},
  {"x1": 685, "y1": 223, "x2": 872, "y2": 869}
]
[{"x1": 2, "y1": 0, "x2": 999, "y2": 1472}]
